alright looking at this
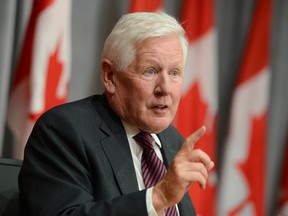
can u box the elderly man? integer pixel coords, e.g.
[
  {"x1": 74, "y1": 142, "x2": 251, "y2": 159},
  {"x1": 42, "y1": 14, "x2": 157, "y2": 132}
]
[{"x1": 19, "y1": 12, "x2": 214, "y2": 216}]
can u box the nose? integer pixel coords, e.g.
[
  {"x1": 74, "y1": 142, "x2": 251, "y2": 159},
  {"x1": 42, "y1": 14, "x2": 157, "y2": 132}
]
[{"x1": 154, "y1": 72, "x2": 172, "y2": 96}]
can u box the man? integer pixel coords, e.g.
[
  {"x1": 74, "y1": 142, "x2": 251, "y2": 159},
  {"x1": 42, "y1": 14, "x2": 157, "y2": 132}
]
[{"x1": 19, "y1": 12, "x2": 214, "y2": 216}]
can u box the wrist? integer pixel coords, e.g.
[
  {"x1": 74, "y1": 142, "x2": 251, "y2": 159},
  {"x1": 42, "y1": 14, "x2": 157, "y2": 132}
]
[{"x1": 152, "y1": 181, "x2": 171, "y2": 213}]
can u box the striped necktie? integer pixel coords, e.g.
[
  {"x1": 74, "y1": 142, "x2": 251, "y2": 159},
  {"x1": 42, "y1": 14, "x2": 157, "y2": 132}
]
[{"x1": 133, "y1": 132, "x2": 178, "y2": 216}]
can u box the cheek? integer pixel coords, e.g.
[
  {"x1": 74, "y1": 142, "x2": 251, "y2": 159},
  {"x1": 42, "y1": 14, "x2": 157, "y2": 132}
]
[
  {"x1": 118, "y1": 84, "x2": 148, "y2": 109},
  {"x1": 172, "y1": 83, "x2": 183, "y2": 99},
  {"x1": 132, "y1": 84, "x2": 153, "y2": 100}
]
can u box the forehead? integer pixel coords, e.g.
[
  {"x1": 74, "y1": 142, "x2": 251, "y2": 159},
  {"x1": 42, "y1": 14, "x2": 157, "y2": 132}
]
[{"x1": 135, "y1": 35, "x2": 184, "y2": 63}]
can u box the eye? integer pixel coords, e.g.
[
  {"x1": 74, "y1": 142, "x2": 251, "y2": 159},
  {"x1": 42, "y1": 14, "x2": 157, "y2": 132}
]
[
  {"x1": 144, "y1": 68, "x2": 156, "y2": 76},
  {"x1": 169, "y1": 70, "x2": 179, "y2": 77}
]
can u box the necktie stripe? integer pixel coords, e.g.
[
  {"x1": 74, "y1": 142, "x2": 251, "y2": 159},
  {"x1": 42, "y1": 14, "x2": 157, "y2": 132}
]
[
  {"x1": 142, "y1": 152, "x2": 165, "y2": 185},
  {"x1": 133, "y1": 132, "x2": 179, "y2": 216}
]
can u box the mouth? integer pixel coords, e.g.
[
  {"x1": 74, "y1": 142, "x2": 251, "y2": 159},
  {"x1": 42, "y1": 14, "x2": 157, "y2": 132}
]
[
  {"x1": 157, "y1": 105, "x2": 167, "y2": 109},
  {"x1": 153, "y1": 105, "x2": 168, "y2": 110},
  {"x1": 150, "y1": 104, "x2": 171, "y2": 118}
]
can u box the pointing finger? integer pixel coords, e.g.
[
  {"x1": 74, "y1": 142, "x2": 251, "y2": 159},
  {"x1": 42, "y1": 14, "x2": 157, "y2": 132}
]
[{"x1": 181, "y1": 126, "x2": 206, "y2": 152}]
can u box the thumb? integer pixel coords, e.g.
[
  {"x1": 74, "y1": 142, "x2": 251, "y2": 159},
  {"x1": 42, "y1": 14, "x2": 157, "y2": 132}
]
[{"x1": 181, "y1": 126, "x2": 206, "y2": 152}]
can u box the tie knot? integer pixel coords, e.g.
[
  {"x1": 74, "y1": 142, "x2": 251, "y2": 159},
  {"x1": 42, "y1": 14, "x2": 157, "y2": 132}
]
[{"x1": 133, "y1": 132, "x2": 154, "y2": 151}]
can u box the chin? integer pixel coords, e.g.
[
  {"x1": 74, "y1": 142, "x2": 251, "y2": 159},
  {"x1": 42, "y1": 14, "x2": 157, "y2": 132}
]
[
  {"x1": 145, "y1": 122, "x2": 170, "y2": 134},
  {"x1": 139, "y1": 115, "x2": 172, "y2": 133}
]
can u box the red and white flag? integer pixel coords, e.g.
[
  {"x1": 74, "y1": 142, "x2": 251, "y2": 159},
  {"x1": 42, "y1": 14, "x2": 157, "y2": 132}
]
[
  {"x1": 218, "y1": 0, "x2": 271, "y2": 215},
  {"x1": 173, "y1": 0, "x2": 218, "y2": 215},
  {"x1": 7, "y1": 0, "x2": 71, "y2": 159},
  {"x1": 128, "y1": 0, "x2": 162, "y2": 12}
]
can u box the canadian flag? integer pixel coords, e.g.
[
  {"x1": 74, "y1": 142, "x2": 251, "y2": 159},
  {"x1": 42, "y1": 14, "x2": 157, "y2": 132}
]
[
  {"x1": 218, "y1": 0, "x2": 271, "y2": 215},
  {"x1": 7, "y1": 0, "x2": 71, "y2": 159},
  {"x1": 128, "y1": 0, "x2": 162, "y2": 12},
  {"x1": 173, "y1": 0, "x2": 218, "y2": 215}
]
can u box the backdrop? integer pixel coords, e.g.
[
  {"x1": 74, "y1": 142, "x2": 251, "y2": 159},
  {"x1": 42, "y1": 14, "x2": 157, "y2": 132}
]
[{"x1": 0, "y1": 0, "x2": 287, "y2": 215}]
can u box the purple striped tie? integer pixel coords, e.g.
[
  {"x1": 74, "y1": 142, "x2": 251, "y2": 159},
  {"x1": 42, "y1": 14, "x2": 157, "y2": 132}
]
[{"x1": 133, "y1": 132, "x2": 178, "y2": 216}]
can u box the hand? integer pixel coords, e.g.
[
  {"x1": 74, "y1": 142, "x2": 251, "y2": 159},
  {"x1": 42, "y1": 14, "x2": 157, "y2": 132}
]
[{"x1": 152, "y1": 126, "x2": 215, "y2": 212}]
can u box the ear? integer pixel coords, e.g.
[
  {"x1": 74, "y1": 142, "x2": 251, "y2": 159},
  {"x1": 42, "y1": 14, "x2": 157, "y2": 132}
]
[{"x1": 102, "y1": 58, "x2": 116, "y2": 94}]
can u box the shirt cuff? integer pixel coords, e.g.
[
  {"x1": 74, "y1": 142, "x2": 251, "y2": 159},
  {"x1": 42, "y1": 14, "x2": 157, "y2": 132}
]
[{"x1": 146, "y1": 187, "x2": 164, "y2": 216}]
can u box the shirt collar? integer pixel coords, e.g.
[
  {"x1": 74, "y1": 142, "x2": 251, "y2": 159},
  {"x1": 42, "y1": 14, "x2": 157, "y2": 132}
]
[{"x1": 121, "y1": 120, "x2": 162, "y2": 148}]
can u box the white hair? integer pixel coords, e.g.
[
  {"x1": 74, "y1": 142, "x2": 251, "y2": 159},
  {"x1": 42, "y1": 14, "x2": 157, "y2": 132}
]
[{"x1": 102, "y1": 12, "x2": 188, "y2": 72}]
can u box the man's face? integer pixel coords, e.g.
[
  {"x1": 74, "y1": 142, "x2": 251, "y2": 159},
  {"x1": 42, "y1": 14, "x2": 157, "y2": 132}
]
[{"x1": 107, "y1": 34, "x2": 184, "y2": 133}]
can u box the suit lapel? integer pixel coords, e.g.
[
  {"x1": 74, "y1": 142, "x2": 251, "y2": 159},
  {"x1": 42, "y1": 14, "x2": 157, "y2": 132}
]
[
  {"x1": 94, "y1": 95, "x2": 139, "y2": 195},
  {"x1": 101, "y1": 134, "x2": 139, "y2": 194},
  {"x1": 157, "y1": 128, "x2": 178, "y2": 168}
]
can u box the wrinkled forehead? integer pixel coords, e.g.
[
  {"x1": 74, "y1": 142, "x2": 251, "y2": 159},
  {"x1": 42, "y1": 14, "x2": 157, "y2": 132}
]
[{"x1": 133, "y1": 35, "x2": 185, "y2": 66}]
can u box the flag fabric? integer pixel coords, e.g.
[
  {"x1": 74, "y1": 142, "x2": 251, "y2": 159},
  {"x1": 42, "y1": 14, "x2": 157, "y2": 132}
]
[
  {"x1": 7, "y1": 0, "x2": 71, "y2": 159},
  {"x1": 267, "y1": 0, "x2": 288, "y2": 214},
  {"x1": 277, "y1": 138, "x2": 288, "y2": 215},
  {"x1": 128, "y1": 0, "x2": 162, "y2": 12},
  {"x1": 0, "y1": 1, "x2": 17, "y2": 156},
  {"x1": 173, "y1": 0, "x2": 218, "y2": 215},
  {"x1": 218, "y1": 0, "x2": 271, "y2": 215}
]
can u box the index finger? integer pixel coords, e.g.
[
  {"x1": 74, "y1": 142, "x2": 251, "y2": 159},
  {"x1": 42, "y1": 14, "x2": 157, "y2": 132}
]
[{"x1": 181, "y1": 126, "x2": 206, "y2": 152}]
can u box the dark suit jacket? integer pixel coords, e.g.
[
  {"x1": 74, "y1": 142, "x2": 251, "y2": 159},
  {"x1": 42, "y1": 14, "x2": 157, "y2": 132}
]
[{"x1": 18, "y1": 94, "x2": 196, "y2": 216}]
